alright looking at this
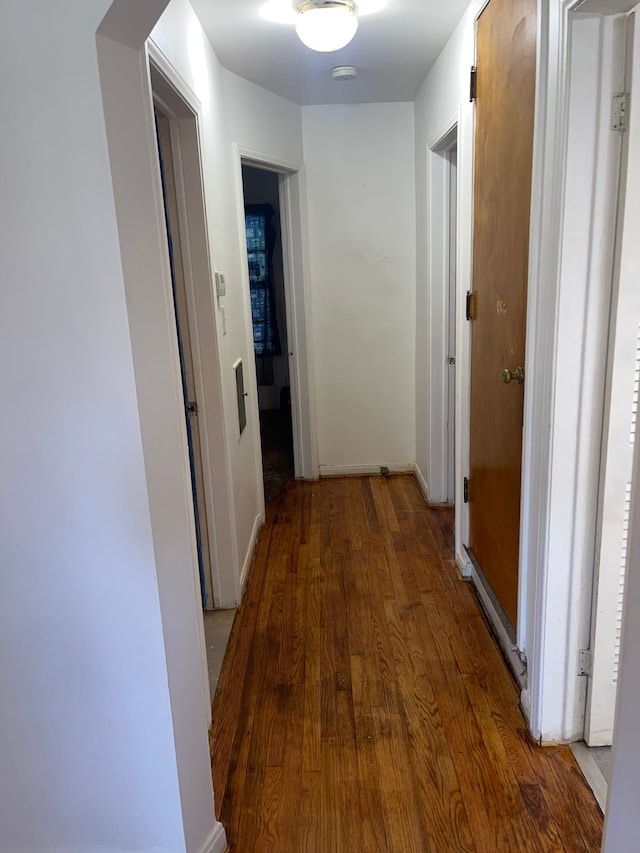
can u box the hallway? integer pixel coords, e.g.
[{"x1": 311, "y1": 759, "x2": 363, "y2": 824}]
[{"x1": 210, "y1": 476, "x2": 603, "y2": 851}]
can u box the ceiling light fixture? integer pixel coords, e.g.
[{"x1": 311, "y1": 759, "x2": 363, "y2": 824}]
[
  {"x1": 258, "y1": 0, "x2": 388, "y2": 52},
  {"x1": 295, "y1": 1, "x2": 358, "y2": 52}
]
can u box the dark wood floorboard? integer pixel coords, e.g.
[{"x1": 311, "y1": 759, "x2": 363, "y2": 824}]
[{"x1": 210, "y1": 475, "x2": 603, "y2": 852}]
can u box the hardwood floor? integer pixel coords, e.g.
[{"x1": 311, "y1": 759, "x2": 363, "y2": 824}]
[{"x1": 210, "y1": 476, "x2": 603, "y2": 852}]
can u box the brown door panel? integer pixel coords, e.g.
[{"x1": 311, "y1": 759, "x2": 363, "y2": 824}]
[{"x1": 468, "y1": 0, "x2": 537, "y2": 629}]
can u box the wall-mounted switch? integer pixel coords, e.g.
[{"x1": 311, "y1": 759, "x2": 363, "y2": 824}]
[{"x1": 215, "y1": 271, "x2": 226, "y2": 299}]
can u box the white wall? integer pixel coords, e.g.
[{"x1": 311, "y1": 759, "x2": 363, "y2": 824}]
[
  {"x1": 302, "y1": 102, "x2": 417, "y2": 474},
  {"x1": 0, "y1": 1, "x2": 187, "y2": 850},
  {"x1": 0, "y1": 0, "x2": 304, "y2": 848}
]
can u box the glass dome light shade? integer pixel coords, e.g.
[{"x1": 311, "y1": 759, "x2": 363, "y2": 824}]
[{"x1": 295, "y1": 6, "x2": 359, "y2": 52}]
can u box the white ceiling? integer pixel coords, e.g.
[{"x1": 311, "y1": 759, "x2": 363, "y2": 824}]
[{"x1": 189, "y1": 0, "x2": 471, "y2": 105}]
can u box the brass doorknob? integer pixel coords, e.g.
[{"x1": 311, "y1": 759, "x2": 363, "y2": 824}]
[{"x1": 502, "y1": 366, "x2": 524, "y2": 385}]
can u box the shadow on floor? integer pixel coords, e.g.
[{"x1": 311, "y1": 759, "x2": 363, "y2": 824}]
[{"x1": 260, "y1": 407, "x2": 294, "y2": 503}]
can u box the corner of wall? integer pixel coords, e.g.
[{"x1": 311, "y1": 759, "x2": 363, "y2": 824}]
[{"x1": 414, "y1": 462, "x2": 431, "y2": 504}]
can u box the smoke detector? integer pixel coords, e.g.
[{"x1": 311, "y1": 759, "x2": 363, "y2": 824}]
[{"x1": 332, "y1": 65, "x2": 358, "y2": 81}]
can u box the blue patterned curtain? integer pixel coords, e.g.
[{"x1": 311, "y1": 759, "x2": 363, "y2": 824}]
[{"x1": 245, "y1": 204, "x2": 281, "y2": 358}]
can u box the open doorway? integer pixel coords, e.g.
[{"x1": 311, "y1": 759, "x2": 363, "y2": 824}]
[
  {"x1": 155, "y1": 108, "x2": 214, "y2": 611},
  {"x1": 446, "y1": 144, "x2": 457, "y2": 506},
  {"x1": 424, "y1": 123, "x2": 458, "y2": 510},
  {"x1": 241, "y1": 164, "x2": 295, "y2": 503},
  {"x1": 152, "y1": 78, "x2": 236, "y2": 708}
]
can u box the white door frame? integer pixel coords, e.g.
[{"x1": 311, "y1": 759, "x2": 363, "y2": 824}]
[
  {"x1": 233, "y1": 145, "x2": 318, "y2": 519},
  {"x1": 422, "y1": 118, "x2": 459, "y2": 508},
  {"x1": 520, "y1": 0, "x2": 638, "y2": 742},
  {"x1": 447, "y1": 144, "x2": 458, "y2": 506},
  {"x1": 602, "y1": 10, "x2": 640, "y2": 842},
  {"x1": 148, "y1": 42, "x2": 240, "y2": 612},
  {"x1": 583, "y1": 12, "x2": 634, "y2": 747}
]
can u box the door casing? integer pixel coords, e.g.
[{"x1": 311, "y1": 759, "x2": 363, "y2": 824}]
[{"x1": 232, "y1": 144, "x2": 319, "y2": 541}]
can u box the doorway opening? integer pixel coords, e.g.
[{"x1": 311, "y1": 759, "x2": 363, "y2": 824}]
[
  {"x1": 446, "y1": 144, "x2": 458, "y2": 506},
  {"x1": 155, "y1": 107, "x2": 213, "y2": 611},
  {"x1": 425, "y1": 124, "x2": 458, "y2": 510},
  {"x1": 241, "y1": 164, "x2": 295, "y2": 504},
  {"x1": 151, "y1": 69, "x2": 236, "y2": 709}
]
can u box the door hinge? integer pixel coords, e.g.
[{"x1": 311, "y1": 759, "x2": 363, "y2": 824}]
[
  {"x1": 470, "y1": 65, "x2": 478, "y2": 102},
  {"x1": 466, "y1": 291, "x2": 477, "y2": 321},
  {"x1": 463, "y1": 477, "x2": 470, "y2": 504},
  {"x1": 612, "y1": 93, "x2": 628, "y2": 132},
  {"x1": 578, "y1": 648, "x2": 592, "y2": 677},
  {"x1": 186, "y1": 401, "x2": 198, "y2": 416}
]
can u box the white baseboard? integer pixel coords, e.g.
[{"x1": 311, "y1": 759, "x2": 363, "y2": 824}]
[
  {"x1": 520, "y1": 687, "x2": 532, "y2": 728},
  {"x1": 456, "y1": 548, "x2": 473, "y2": 578},
  {"x1": 239, "y1": 514, "x2": 263, "y2": 592},
  {"x1": 198, "y1": 821, "x2": 228, "y2": 853},
  {"x1": 468, "y1": 561, "x2": 527, "y2": 689},
  {"x1": 414, "y1": 463, "x2": 431, "y2": 503},
  {"x1": 319, "y1": 463, "x2": 415, "y2": 477}
]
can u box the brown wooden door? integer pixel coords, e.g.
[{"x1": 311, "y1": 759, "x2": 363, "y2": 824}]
[{"x1": 468, "y1": 0, "x2": 537, "y2": 629}]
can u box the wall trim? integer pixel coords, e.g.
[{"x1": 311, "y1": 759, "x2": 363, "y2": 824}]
[
  {"x1": 414, "y1": 462, "x2": 431, "y2": 504},
  {"x1": 455, "y1": 548, "x2": 472, "y2": 579},
  {"x1": 319, "y1": 463, "x2": 415, "y2": 478},
  {"x1": 198, "y1": 822, "x2": 228, "y2": 853},
  {"x1": 240, "y1": 514, "x2": 263, "y2": 593},
  {"x1": 520, "y1": 688, "x2": 532, "y2": 730},
  {"x1": 238, "y1": 145, "x2": 302, "y2": 175}
]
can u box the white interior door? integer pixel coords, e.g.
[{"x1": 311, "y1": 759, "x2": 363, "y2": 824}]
[{"x1": 586, "y1": 11, "x2": 639, "y2": 747}]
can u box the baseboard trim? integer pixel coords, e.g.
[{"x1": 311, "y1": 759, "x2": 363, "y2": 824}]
[
  {"x1": 468, "y1": 559, "x2": 527, "y2": 689},
  {"x1": 319, "y1": 463, "x2": 414, "y2": 478},
  {"x1": 240, "y1": 514, "x2": 263, "y2": 592},
  {"x1": 455, "y1": 549, "x2": 473, "y2": 579},
  {"x1": 414, "y1": 463, "x2": 431, "y2": 503},
  {"x1": 520, "y1": 687, "x2": 532, "y2": 728},
  {"x1": 198, "y1": 821, "x2": 228, "y2": 853}
]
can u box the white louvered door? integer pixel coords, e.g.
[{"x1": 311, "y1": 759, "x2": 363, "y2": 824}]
[
  {"x1": 587, "y1": 327, "x2": 640, "y2": 746},
  {"x1": 585, "y1": 14, "x2": 639, "y2": 746}
]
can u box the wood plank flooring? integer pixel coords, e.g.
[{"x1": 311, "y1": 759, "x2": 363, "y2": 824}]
[{"x1": 210, "y1": 476, "x2": 603, "y2": 852}]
